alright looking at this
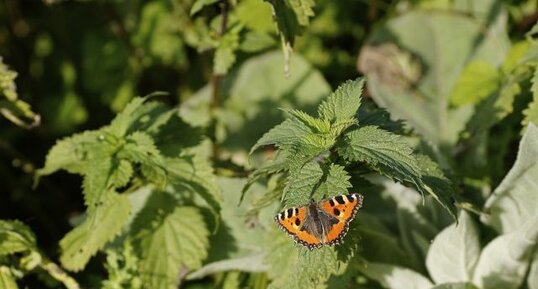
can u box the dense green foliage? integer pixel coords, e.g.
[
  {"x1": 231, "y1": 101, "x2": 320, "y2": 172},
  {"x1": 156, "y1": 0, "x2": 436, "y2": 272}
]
[{"x1": 1, "y1": 0, "x2": 537, "y2": 289}]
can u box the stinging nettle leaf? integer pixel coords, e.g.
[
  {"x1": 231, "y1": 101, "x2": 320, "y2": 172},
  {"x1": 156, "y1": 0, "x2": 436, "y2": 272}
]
[
  {"x1": 0, "y1": 220, "x2": 37, "y2": 256},
  {"x1": 426, "y1": 211, "x2": 481, "y2": 284},
  {"x1": 0, "y1": 266, "x2": 18, "y2": 289},
  {"x1": 137, "y1": 205, "x2": 209, "y2": 289},
  {"x1": 60, "y1": 193, "x2": 131, "y2": 271},
  {"x1": 337, "y1": 126, "x2": 457, "y2": 219},
  {"x1": 318, "y1": 78, "x2": 364, "y2": 123},
  {"x1": 250, "y1": 117, "x2": 311, "y2": 154}
]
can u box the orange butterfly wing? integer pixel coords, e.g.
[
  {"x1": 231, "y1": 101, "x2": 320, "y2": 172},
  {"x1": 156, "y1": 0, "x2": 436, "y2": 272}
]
[
  {"x1": 275, "y1": 206, "x2": 323, "y2": 249},
  {"x1": 319, "y1": 193, "x2": 363, "y2": 245}
]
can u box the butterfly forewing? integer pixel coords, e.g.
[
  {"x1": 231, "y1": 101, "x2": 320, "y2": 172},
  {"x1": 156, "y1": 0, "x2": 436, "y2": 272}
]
[
  {"x1": 318, "y1": 193, "x2": 363, "y2": 244},
  {"x1": 275, "y1": 206, "x2": 323, "y2": 249}
]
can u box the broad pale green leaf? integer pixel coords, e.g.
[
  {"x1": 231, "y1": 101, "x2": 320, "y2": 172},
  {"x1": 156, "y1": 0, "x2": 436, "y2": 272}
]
[
  {"x1": 431, "y1": 283, "x2": 479, "y2": 289},
  {"x1": 482, "y1": 123, "x2": 538, "y2": 233},
  {"x1": 0, "y1": 220, "x2": 36, "y2": 256},
  {"x1": 359, "y1": 7, "x2": 509, "y2": 146},
  {"x1": 359, "y1": 262, "x2": 433, "y2": 289},
  {"x1": 528, "y1": 250, "x2": 538, "y2": 289},
  {"x1": 60, "y1": 193, "x2": 131, "y2": 271},
  {"x1": 187, "y1": 253, "x2": 266, "y2": 280},
  {"x1": 449, "y1": 61, "x2": 501, "y2": 106},
  {"x1": 318, "y1": 78, "x2": 364, "y2": 123},
  {"x1": 0, "y1": 266, "x2": 18, "y2": 289},
  {"x1": 138, "y1": 206, "x2": 209, "y2": 289},
  {"x1": 426, "y1": 212, "x2": 480, "y2": 284},
  {"x1": 472, "y1": 215, "x2": 538, "y2": 289}
]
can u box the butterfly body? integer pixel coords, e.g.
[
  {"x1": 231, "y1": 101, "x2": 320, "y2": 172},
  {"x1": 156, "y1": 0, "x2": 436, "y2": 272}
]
[{"x1": 275, "y1": 193, "x2": 364, "y2": 250}]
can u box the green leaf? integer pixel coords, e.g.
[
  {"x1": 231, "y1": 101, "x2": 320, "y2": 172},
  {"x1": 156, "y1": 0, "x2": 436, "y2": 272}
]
[
  {"x1": 137, "y1": 204, "x2": 209, "y2": 289},
  {"x1": 359, "y1": 8, "x2": 510, "y2": 146},
  {"x1": 431, "y1": 283, "x2": 479, "y2": 289},
  {"x1": 108, "y1": 97, "x2": 147, "y2": 137},
  {"x1": 316, "y1": 164, "x2": 352, "y2": 198},
  {"x1": 482, "y1": 123, "x2": 538, "y2": 233},
  {"x1": 267, "y1": 233, "x2": 339, "y2": 289},
  {"x1": 472, "y1": 215, "x2": 538, "y2": 289},
  {"x1": 284, "y1": 160, "x2": 323, "y2": 206},
  {"x1": 35, "y1": 130, "x2": 105, "y2": 177},
  {"x1": 250, "y1": 117, "x2": 311, "y2": 154},
  {"x1": 60, "y1": 193, "x2": 131, "y2": 271},
  {"x1": 358, "y1": 262, "x2": 433, "y2": 289},
  {"x1": 214, "y1": 25, "x2": 240, "y2": 75},
  {"x1": 120, "y1": 131, "x2": 167, "y2": 187},
  {"x1": 187, "y1": 253, "x2": 266, "y2": 280},
  {"x1": 165, "y1": 155, "x2": 221, "y2": 214},
  {"x1": 0, "y1": 220, "x2": 36, "y2": 256},
  {"x1": 190, "y1": 0, "x2": 219, "y2": 15},
  {"x1": 286, "y1": 108, "x2": 331, "y2": 133},
  {"x1": 338, "y1": 126, "x2": 456, "y2": 219},
  {"x1": 0, "y1": 266, "x2": 18, "y2": 289},
  {"x1": 449, "y1": 61, "x2": 501, "y2": 106},
  {"x1": 426, "y1": 211, "x2": 480, "y2": 284},
  {"x1": 318, "y1": 78, "x2": 364, "y2": 123},
  {"x1": 337, "y1": 126, "x2": 424, "y2": 187},
  {"x1": 286, "y1": 0, "x2": 315, "y2": 26}
]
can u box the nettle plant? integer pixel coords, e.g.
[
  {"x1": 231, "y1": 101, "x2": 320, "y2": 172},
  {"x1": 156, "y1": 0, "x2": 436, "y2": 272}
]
[
  {"x1": 244, "y1": 78, "x2": 459, "y2": 288},
  {"x1": 0, "y1": 96, "x2": 220, "y2": 288}
]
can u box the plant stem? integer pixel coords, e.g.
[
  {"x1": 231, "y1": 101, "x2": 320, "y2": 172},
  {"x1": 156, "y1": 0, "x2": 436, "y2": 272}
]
[{"x1": 210, "y1": 0, "x2": 229, "y2": 159}]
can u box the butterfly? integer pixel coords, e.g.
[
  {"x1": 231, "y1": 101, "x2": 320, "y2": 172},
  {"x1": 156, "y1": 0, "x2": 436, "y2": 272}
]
[{"x1": 275, "y1": 193, "x2": 364, "y2": 250}]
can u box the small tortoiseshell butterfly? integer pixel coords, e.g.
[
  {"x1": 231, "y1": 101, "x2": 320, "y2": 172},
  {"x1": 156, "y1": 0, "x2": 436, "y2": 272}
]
[{"x1": 275, "y1": 193, "x2": 364, "y2": 250}]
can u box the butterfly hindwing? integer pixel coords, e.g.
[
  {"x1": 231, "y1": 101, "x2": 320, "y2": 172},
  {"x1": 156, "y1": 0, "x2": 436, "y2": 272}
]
[
  {"x1": 318, "y1": 193, "x2": 363, "y2": 245},
  {"x1": 275, "y1": 206, "x2": 323, "y2": 249}
]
